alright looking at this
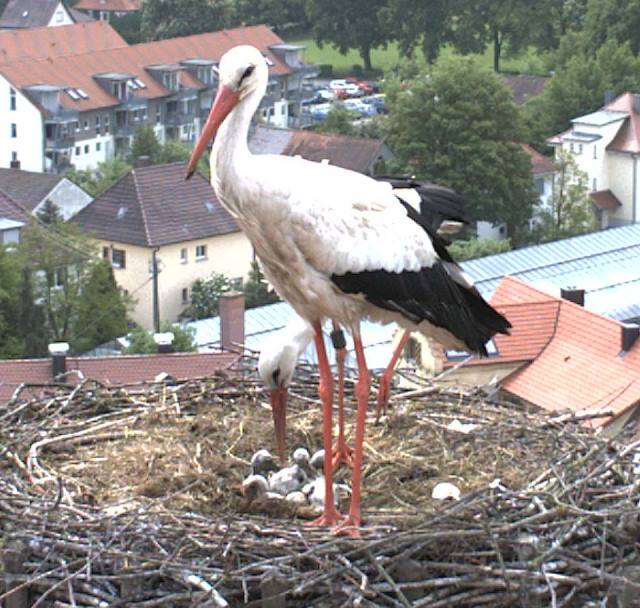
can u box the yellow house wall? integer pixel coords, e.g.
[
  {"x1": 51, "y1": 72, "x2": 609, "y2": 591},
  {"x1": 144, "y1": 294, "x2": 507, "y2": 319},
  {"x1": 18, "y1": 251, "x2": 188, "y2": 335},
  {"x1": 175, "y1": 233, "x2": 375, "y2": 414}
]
[{"x1": 98, "y1": 231, "x2": 254, "y2": 329}]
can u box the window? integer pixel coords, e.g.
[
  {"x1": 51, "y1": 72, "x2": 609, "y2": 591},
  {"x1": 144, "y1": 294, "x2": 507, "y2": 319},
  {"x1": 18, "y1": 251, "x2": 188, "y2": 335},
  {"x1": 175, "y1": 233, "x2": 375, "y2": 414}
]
[
  {"x1": 195, "y1": 244, "x2": 207, "y2": 260},
  {"x1": 592, "y1": 178, "x2": 597, "y2": 191},
  {"x1": 156, "y1": 106, "x2": 161, "y2": 124},
  {"x1": 112, "y1": 81, "x2": 127, "y2": 100},
  {"x1": 95, "y1": 116, "x2": 101, "y2": 135},
  {"x1": 578, "y1": 143, "x2": 583, "y2": 154},
  {"x1": 55, "y1": 10, "x2": 64, "y2": 23},
  {"x1": 75, "y1": 146, "x2": 81, "y2": 156},
  {"x1": 9, "y1": 87, "x2": 16, "y2": 111},
  {"x1": 54, "y1": 268, "x2": 65, "y2": 288},
  {"x1": 111, "y1": 248, "x2": 126, "y2": 269},
  {"x1": 569, "y1": 143, "x2": 574, "y2": 152},
  {"x1": 96, "y1": 142, "x2": 101, "y2": 152},
  {"x1": 593, "y1": 145, "x2": 597, "y2": 159},
  {"x1": 74, "y1": 121, "x2": 80, "y2": 132},
  {"x1": 102, "y1": 247, "x2": 109, "y2": 259},
  {"x1": 83, "y1": 120, "x2": 89, "y2": 131},
  {"x1": 231, "y1": 277, "x2": 243, "y2": 290},
  {"x1": 10, "y1": 123, "x2": 17, "y2": 138},
  {"x1": 182, "y1": 287, "x2": 189, "y2": 303},
  {"x1": 180, "y1": 247, "x2": 188, "y2": 263},
  {"x1": 84, "y1": 144, "x2": 89, "y2": 154},
  {"x1": 11, "y1": 151, "x2": 17, "y2": 162},
  {"x1": 535, "y1": 177, "x2": 545, "y2": 196}
]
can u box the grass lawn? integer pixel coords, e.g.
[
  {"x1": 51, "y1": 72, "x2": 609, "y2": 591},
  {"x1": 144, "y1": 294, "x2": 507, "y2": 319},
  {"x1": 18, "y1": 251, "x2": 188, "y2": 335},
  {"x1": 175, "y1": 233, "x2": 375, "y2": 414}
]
[{"x1": 289, "y1": 36, "x2": 548, "y2": 77}]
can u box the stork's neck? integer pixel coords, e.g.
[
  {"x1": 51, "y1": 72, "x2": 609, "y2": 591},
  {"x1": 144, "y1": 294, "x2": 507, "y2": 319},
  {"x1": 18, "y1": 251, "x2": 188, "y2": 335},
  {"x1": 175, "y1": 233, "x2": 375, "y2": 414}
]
[{"x1": 212, "y1": 86, "x2": 262, "y2": 179}]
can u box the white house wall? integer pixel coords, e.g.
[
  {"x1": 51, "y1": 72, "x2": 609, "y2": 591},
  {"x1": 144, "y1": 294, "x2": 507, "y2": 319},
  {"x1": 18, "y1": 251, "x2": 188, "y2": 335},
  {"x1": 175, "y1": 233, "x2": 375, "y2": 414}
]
[
  {"x1": 0, "y1": 75, "x2": 44, "y2": 172},
  {"x1": 33, "y1": 178, "x2": 93, "y2": 220},
  {"x1": 48, "y1": 2, "x2": 75, "y2": 26}
]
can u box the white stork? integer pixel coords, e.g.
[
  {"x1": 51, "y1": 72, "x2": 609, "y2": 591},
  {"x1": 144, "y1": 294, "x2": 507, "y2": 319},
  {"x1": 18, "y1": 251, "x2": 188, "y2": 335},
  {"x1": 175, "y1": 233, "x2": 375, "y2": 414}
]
[
  {"x1": 257, "y1": 177, "x2": 473, "y2": 457},
  {"x1": 186, "y1": 45, "x2": 510, "y2": 535}
]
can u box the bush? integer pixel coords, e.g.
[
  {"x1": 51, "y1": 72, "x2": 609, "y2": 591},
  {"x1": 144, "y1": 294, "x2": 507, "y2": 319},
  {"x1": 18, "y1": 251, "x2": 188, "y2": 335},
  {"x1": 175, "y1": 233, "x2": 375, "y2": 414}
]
[
  {"x1": 351, "y1": 64, "x2": 364, "y2": 77},
  {"x1": 318, "y1": 64, "x2": 333, "y2": 77}
]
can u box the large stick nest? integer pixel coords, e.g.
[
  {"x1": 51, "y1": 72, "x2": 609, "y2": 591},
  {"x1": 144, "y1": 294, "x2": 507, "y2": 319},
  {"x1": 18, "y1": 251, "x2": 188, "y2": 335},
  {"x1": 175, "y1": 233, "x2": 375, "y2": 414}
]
[{"x1": 1, "y1": 355, "x2": 640, "y2": 606}]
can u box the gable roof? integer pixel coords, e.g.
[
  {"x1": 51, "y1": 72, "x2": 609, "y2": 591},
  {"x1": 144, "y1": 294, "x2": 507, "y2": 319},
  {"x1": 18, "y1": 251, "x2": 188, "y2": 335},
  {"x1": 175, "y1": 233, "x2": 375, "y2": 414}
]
[
  {"x1": 605, "y1": 92, "x2": 640, "y2": 154},
  {"x1": 500, "y1": 282, "x2": 640, "y2": 427},
  {"x1": 0, "y1": 168, "x2": 64, "y2": 212},
  {"x1": 443, "y1": 277, "x2": 560, "y2": 368},
  {"x1": 460, "y1": 224, "x2": 640, "y2": 323},
  {"x1": 0, "y1": 189, "x2": 29, "y2": 222},
  {"x1": 0, "y1": 351, "x2": 239, "y2": 403},
  {"x1": 0, "y1": 21, "x2": 127, "y2": 62},
  {"x1": 0, "y1": 0, "x2": 74, "y2": 29},
  {"x1": 73, "y1": 162, "x2": 239, "y2": 247},
  {"x1": 249, "y1": 125, "x2": 387, "y2": 174},
  {"x1": 0, "y1": 24, "x2": 292, "y2": 113},
  {"x1": 74, "y1": 0, "x2": 141, "y2": 12}
]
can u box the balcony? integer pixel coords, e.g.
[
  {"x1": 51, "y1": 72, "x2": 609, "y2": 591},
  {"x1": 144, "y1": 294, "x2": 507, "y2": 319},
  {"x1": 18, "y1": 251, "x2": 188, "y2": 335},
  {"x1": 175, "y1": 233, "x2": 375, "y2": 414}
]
[
  {"x1": 114, "y1": 122, "x2": 135, "y2": 136},
  {"x1": 45, "y1": 135, "x2": 75, "y2": 150},
  {"x1": 165, "y1": 111, "x2": 195, "y2": 126},
  {"x1": 44, "y1": 107, "x2": 79, "y2": 125}
]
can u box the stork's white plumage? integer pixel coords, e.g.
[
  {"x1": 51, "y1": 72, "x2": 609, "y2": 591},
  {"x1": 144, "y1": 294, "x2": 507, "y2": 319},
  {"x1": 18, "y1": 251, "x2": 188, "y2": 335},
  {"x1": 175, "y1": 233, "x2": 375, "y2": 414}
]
[{"x1": 186, "y1": 45, "x2": 510, "y2": 535}]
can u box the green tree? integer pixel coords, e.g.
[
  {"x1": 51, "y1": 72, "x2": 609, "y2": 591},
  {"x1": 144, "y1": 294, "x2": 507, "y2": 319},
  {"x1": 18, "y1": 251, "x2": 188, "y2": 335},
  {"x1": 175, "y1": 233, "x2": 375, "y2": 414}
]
[
  {"x1": 125, "y1": 322, "x2": 197, "y2": 354},
  {"x1": 244, "y1": 260, "x2": 279, "y2": 309},
  {"x1": 311, "y1": 105, "x2": 358, "y2": 136},
  {"x1": 233, "y1": 0, "x2": 308, "y2": 32},
  {"x1": 535, "y1": 150, "x2": 597, "y2": 241},
  {"x1": 582, "y1": 0, "x2": 640, "y2": 55},
  {"x1": 380, "y1": 0, "x2": 454, "y2": 63},
  {"x1": 385, "y1": 56, "x2": 537, "y2": 244},
  {"x1": 141, "y1": 0, "x2": 234, "y2": 41},
  {"x1": 304, "y1": 0, "x2": 390, "y2": 71},
  {"x1": 0, "y1": 244, "x2": 23, "y2": 358},
  {"x1": 130, "y1": 125, "x2": 162, "y2": 164},
  {"x1": 73, "y1": 260, "x2": 132, "y2": 354},
  {"x1": 523, "y1": 39, "x2": 640, "y2": 149},
  {"x1": 448, "y1": 238, "x2": 512, "y2": 262},
  {"x1": 185, "y1": 272, "x2": 234, "y2": 319},
  {"x1": 66, "y1": 157, "x2": 132, "y2": 197},
  {"x1": 16, "y1": 266, "x2": 48, "y2": 358}
]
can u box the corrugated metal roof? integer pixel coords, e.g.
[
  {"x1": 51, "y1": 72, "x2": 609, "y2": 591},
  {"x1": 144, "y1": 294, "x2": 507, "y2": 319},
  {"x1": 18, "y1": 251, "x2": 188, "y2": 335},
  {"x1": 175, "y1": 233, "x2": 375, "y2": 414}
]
[{"x1": 463, "y1": 225, "x2": 640, "y2": 322}]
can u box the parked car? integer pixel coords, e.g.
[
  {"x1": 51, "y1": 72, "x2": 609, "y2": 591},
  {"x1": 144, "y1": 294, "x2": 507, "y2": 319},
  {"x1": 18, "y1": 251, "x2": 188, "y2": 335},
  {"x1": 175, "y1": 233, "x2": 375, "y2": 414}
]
[
  {"x1": 329, "y1": 79, "x2": 362, "y2": 98},
  {"x1": 310, "y1": 103, "x2": 333, "y2": 120},
  {"x1": 343, "y1": 99, "x2": 377, "y2": 117},
  {"x1": 302, "y1": 89, "x2": 334, "y2": 105},
  {"x1": 362, "y1": 94, "x2": 387, "y2": 113}
]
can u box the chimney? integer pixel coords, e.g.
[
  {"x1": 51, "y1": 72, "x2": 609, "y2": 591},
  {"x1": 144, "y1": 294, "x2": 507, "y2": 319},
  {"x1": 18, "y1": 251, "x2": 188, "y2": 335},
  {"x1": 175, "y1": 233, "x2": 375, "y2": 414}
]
[
  {"x1": 621, "y1": 324, "x2": 640, "y2": 352},
  {"x1": 153, "y1": 332, "x2": 175, "y2": 354},
  {"x1": 135, "y1": 155, "x2": 152, "y2": 168},
  {"x1": 219, "y1": 291, "x2": 245, "y2": 351},
  {"x1": 560, "y1": 288, "x2": 585, "y2": 306},
  {"x1": 9, "y1": 160, "x2": 20, "y2": 169},
  {"x1": 48, "y1": 342, "x2": 69, "y2": 380}
]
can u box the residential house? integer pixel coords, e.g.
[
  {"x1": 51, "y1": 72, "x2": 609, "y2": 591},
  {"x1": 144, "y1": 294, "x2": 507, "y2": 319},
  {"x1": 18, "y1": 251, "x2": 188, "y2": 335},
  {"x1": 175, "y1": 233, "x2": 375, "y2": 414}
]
[
  {"x1": 0, "y1": 167, "x2": 92, "y2": 220},
  {"x1": 0, "y1": 21, "x2": 127, "y2": 61},
  {"x1": 73, "y1": 162, "x2": 255, "y2": 330},
  {"x1": 0, "y1": 24, "x2": 316, "y2": 173},
  {"x1": 74, "y1": 0, "x2": 141, "y2": 22},
  {"x1": 0, "y1": 0, "x2": 90, "y2": 30},
  {"x1": 548, "y1": 91, "x2": 640, "y2": 229},
  {"x1": 249, "y1": 124, "x2": 393, "y2": 174},
  {"x1": 477, "y1": 143, "x2": 555, "y2": 240},
  {"x1": 0, "y1": 188, "x2": 28, "y2": 244}
]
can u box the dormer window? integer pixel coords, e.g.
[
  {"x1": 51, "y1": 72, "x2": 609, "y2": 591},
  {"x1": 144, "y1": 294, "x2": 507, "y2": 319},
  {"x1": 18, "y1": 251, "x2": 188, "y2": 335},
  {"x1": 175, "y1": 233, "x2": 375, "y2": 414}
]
[
  {"x1": 163, "y1": 72, "x2": 179, "y2": 91},
  {"x1": 112, "y1": 81, "x2": 128, "y2": 100}
]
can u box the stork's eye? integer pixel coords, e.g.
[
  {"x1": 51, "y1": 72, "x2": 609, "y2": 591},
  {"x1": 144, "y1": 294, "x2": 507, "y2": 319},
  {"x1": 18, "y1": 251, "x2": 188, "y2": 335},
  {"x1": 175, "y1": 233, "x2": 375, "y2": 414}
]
[
  {"x1": 240, "y1": 65, "x2": 255, "y2": 83},
  {"x1": 272, "y1": 368, "x2": 281, "y2": 386}
]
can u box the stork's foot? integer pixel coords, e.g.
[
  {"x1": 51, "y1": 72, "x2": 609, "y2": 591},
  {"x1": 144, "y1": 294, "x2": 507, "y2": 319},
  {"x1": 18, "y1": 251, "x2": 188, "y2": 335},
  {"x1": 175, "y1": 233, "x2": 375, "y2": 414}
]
[
  {"x1": 309, "y1": 507, "x2": 343, "y2": 528},
  {"x1": 332, "y1": 512, "x2": 362, "y2": 537},
  {"x1": 374, "y1": 376, "x2": 392, "y2": 423},
  {"x1": 331, "y1": 439, "x2": 354, "y2": 472}
]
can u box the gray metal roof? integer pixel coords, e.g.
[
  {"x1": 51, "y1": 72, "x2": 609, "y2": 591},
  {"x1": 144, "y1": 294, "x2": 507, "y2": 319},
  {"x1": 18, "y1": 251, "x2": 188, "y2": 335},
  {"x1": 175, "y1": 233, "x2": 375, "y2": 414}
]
[
  {"x1": 562, "y1": 131, "x2": 601, "y2": 142},
  {"x1": 572, "y1": 110, "x2": 628, "y2": 126},
  {"x1": 463, "y1": 225, "x2": 640, "y2": 321}
]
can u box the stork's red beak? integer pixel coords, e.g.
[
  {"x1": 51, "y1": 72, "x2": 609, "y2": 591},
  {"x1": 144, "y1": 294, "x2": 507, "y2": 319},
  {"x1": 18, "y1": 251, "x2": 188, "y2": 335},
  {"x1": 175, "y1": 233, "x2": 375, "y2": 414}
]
[
  {"x1": 185, "y1": 84, "x2": 240, "y2": 180},
  {"x1": 270, "y1": 387, "x2": 288, "y2": 463}
]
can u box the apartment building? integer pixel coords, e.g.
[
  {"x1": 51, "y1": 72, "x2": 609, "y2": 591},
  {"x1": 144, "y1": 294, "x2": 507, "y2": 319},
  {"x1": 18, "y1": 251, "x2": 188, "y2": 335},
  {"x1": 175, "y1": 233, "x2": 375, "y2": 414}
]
[{"x1": 0, "y1": 24, "x2": 316, "y2": 174}]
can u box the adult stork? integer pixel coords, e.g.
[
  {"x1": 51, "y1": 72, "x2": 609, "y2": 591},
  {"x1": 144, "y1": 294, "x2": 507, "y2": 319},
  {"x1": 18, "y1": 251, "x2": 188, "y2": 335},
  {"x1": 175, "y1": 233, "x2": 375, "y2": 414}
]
[
  {"x1": 258, "y1": 178, "x2": 472, "y2": 466},
  {"x1": 186, "y1": 45, "x2": 510, "y2": 534}
]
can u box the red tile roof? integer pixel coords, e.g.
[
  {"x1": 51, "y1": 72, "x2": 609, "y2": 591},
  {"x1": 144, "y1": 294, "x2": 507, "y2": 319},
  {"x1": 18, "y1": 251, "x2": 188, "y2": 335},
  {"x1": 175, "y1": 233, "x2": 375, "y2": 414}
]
[
  {"x1": 75, "y1": 0, "x2": 141, "y2": 12},
  {"x1": 591, "y1": 189, "x2": 622, "y2": 210},
  {"x1": 0, "y1": 189, "x2": 29, "y2": 222},
  {"x1": 0, "y1": 21, "x2": 127, "y2": 63},
  {"x1": 521, "y1": 144, "x2": 555, "y2": 175},
  {"x1": 499, "y1": 280, "x2": 640, "y2": 427},
  {"x1": 0, "y1": 24, "x2": 291, "y2": 113},
  {"x1": 605, "y1": 92, "x2": 640, "y2": 154},
  {"x1": 283, "y1": 130, "x2": 386, "y2": 173},
  {"x1": 0, "y1": 351, "x2": 239, "y2": 403},
  {"x1": 443, "y1": 277, "x2": 559, "y2": 368},
  {"x1": 73, "y1": 162, "x2": 239, "y2": 247}
]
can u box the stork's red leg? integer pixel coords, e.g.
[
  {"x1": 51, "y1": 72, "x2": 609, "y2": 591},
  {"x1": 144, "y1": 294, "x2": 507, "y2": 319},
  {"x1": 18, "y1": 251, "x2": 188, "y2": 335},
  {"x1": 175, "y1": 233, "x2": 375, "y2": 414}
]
[
  {"x1": 333, "y1": 332, "x2": 370, "y2": 537},
  {"x1": 309, "y1": 320, "x2": 343, "y2": 527},
  {"x1": 331, "y1": 323, "x2": 353, "y2": 472},
  {"x1": 375, "y1": 330, "x2": 411, "y2": 423}
]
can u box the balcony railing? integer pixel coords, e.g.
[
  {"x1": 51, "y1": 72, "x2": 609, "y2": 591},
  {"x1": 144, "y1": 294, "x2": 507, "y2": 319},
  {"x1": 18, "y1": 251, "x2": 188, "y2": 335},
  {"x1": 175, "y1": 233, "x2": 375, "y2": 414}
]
[
  {"x1": 44, "y1": 107, "x2": 79, "y2": 125},
  {"x1": 45, "y1": 135, "x2": 75, "y2": 150},
  {"x1": 165, "y1": 111, "x2": 195, "y2": 126}
]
